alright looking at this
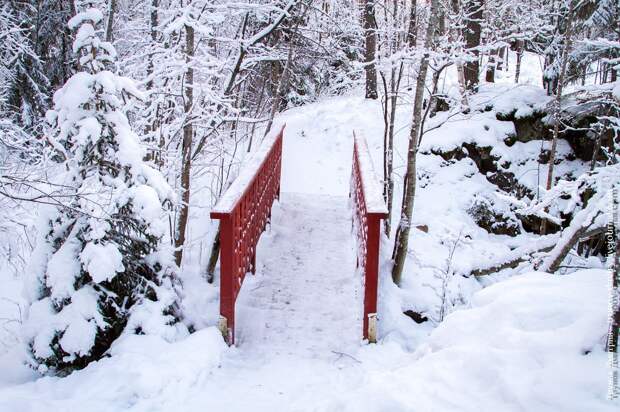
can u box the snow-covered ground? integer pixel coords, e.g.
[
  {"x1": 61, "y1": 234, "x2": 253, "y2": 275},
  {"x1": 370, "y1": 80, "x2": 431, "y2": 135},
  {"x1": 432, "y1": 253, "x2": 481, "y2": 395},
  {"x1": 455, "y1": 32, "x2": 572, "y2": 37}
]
[
  {"x1": 0, "y1": 266, "x2": 612, "y2": 411},
  {"x1": 0, "y1": 53, "x2": 616, "y2": 410}
]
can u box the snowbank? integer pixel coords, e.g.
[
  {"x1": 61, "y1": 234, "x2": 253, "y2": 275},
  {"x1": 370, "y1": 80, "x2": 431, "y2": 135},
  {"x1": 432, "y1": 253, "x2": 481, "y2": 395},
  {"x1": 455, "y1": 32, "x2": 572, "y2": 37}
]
[
  {"x1": 0, "y1": 328, "x2": 227, "y2": 410},
  {"x1": 330, "y1": 269, "x2": 615, "y2": 412},
  {"x1": 1, "y1": 270, "x2": 612, "y2": 411}
]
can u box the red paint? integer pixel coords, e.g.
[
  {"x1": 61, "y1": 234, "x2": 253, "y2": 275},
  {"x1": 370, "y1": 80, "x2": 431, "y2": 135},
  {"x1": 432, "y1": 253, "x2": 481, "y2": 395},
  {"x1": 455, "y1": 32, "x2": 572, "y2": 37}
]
[
  {"x1": 211, "y1": 126, "x2": 284, "y2": 345},
  {"x1": 350, "y1": 136, "x2": 388, "y2": 342}
]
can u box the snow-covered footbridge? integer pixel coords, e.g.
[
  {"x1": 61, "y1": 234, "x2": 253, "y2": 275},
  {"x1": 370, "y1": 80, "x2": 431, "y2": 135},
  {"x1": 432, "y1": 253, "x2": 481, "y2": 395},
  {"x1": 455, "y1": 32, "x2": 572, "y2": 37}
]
[{"x1": 210, "y1": 126, "x2": 387, "y2": 346}]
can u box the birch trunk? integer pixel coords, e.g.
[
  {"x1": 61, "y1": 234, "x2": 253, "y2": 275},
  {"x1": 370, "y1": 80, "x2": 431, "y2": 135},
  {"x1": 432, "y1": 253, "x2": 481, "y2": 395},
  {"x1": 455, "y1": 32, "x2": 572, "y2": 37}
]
[{"x1": 391, "y1": 0, "x2": 439, "y2": 286}]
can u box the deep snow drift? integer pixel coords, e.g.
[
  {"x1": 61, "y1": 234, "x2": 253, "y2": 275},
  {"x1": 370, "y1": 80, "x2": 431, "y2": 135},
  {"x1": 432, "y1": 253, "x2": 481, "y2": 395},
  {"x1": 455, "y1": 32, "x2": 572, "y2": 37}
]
[{"x1": 0, "y1": 80, "x2": 617, "y2": 410}]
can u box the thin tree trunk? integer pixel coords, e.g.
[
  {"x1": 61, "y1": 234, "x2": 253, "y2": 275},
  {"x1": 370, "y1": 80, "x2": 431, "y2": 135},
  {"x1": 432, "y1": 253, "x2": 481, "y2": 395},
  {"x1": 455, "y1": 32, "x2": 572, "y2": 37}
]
[
  {"x1": 541, "y1": 0, "x2": 576, "y2": 235},
  {"x1": 174, "y1": 23, "x2": 195, "y2": 267},
  {"x1": 485, "y1": 48, "x2": 497, "y2": 82},
  {"x1": 144, "y1": 0, "x2": 159, "y2": 164},
  {"x1": 363, "y1": 0, "x2": 378, "y2": 99},
  {"x1": 105, "y1": 0, "x2": 117, "y2": 43},
  {"x1": 146, "y1": 0, "x2": 158, "y2": 90},
  {"x1": 382, "y1": 73, "x2": 390, "y2": 207},
  {"x1": 407, "y1": 0, "x2": 417, "y2": 47},
  {"x1": 246, "y1": 79, "x2": 267, "y2": 153},
  {"x1": 449, "y1": 0, "x2": 469, "y2": 110},
  {"x1": 463, "y1": 0, "x2": 482, "y2": 91},
  {"x1": 205, "y1": 228, "x2": 220, "y2": 284},
  {"x1": 382, "y1": 0, "x2": 404, "y2": 238},
  {"x1": 384, "y1": 64, "x2": 402, "y2": 237},
  {"x1": 419, "y1": 63, "x2": 450, "y2": 147},
  {"x1": 381, "y1": 63, "x2": 403, "y2": 237},
  {"x1": 264, "y1": 37, "x2": 295, "y2": 138},
  {"x1": 496, "y1": 46, "x2": 505, "y2": 71},
  {"x1": 515, "y1": 39, "x2": 523, "y2": 83},
  {"x1": 391, "y1": 0, "x2": 439, "y2": 286}
]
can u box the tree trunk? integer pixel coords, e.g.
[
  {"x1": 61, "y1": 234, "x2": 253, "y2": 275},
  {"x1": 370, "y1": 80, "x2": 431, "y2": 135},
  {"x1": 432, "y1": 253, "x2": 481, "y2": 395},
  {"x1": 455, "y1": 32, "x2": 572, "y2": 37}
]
[
  {"x1": 463, "y1": 0, "x2": 482, "y2": 91},
  {"x1": 363, "y1": 0, "x2": 378, "y2": 99},
  {"x1": 174, "y1": 23, "x2": 195, "y2": 267},
  {"x1": 205, "y1": 228, "x2": 220, "y2": 284},
  {"x1": 105, "y1": 0, "x2": 117, "y2": 43},
  {"x1": 485, "y1": 49, "x2": 496, "y2": 83},
  {"x1": 406, "y1": 0, "x2": 417, "y2": 47},
  {"x1": 419, "y1": 63, "x2": 450, "y2": 147},
  {"x1": 382, "y1": 0, "x2": 405, "y2": 237},
  {"x1": 382, "y1": 63, "x2": 403, "y2": 237},
  {"x1": 391, "y1": 0, "x2": 439, "y2": 286},
  {"x1": 515, "y1": 39, "x2": 523, "y2": 83},
  {"x1": 496, "y1": 46, "x2": 505, "y2": 71},
  {"x1": 449, "y1": 0, "x2": 469, "y2": 110},
  {"x1": 264, "y1": 21, "x2": 298, "y2": 137},
  {"x1": 146, "y1": 0, "x2": 158, "y2": 91},
  {"x1": 144, "y1": 0, "x2": 160, "y2": 164},
  {"x1": 541, "y1": 0, "x2": 576, "y2": 235}
]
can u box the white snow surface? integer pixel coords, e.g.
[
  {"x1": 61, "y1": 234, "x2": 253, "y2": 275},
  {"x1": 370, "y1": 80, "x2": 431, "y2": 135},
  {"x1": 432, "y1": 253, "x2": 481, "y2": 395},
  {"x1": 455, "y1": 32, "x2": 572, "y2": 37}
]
[
  {"x1": 80, "y1": 242, "x2": 125, "y2": 283},
  {"x1": 0, "y1": 77, "x2": 616, "y2": 409},
  {"x1": 353, "y1": 131, "x2": 388, "y2": 214}
]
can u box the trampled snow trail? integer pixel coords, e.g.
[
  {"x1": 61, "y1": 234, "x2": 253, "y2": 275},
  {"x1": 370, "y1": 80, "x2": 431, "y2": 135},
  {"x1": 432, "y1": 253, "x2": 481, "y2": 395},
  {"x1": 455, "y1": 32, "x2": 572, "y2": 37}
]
[{"x1": 235, "y1": 192, "x2": 361, "y2": 358}]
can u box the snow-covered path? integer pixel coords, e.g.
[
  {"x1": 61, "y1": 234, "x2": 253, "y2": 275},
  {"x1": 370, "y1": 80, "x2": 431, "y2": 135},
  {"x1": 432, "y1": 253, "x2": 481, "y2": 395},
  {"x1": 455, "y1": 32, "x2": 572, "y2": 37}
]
[
  {"x1": 235, "y1": 192, "x2": 360, "y2": 357},
  {"x1": 177, "y1": 192, "x2": 368, "y2": 411}
]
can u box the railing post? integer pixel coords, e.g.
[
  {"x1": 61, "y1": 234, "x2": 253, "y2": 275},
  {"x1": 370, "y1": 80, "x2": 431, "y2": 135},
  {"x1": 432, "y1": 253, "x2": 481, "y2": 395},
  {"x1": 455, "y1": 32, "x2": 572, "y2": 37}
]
[
  {"x1": 350, "y1": 131, "x2": 388, "y2": 344},
  {"x1": 219, "y1": 216, "x2": 235, "y2": 345},
  {"x1": 364, "y1": 214, "x2": 381, "y2": 343}
]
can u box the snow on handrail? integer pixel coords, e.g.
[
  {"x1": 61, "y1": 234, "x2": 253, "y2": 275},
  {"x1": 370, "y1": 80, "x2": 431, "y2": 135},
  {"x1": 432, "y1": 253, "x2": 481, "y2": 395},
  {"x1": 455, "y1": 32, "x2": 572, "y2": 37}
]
[
  {"x1": 211, "y1": 125, "x2": 284, "y2": 216},
  {"x1": 353, "y1": 131, "x2": 388, "y2": 215}
]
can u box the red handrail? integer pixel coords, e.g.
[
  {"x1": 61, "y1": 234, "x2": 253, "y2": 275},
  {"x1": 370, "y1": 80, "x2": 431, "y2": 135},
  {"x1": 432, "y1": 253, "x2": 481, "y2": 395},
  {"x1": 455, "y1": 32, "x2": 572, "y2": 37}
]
[
  {"x1": 211, "y1": 125, "x2": 284, "y2": 345},
  {"x1": 350, "y1": 131, "x2": 388, "y2": 343}
]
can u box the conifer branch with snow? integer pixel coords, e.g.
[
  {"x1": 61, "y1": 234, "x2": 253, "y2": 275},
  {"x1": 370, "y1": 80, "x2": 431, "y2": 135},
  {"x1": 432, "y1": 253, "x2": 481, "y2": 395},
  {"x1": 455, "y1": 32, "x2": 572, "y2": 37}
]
[{"x1": 23, "y1": 1, "x2": 186, "y2": 375}]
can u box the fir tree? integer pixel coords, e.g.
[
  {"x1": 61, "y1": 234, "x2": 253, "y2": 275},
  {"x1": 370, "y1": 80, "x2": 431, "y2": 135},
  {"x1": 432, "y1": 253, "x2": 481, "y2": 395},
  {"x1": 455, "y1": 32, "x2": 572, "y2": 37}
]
[{"x1": 23, "y1": 1, "x2": 186, "y2": 375}]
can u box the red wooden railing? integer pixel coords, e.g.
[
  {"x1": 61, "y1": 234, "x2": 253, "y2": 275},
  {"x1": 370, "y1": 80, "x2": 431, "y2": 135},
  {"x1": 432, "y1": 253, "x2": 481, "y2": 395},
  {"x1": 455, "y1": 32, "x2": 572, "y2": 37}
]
[
  {"x1": 210, "y1": 125, "x2": 284, "y2": 345},
  {"x1": 350, "y1": 131, "x2": 388, "y2": 343}
]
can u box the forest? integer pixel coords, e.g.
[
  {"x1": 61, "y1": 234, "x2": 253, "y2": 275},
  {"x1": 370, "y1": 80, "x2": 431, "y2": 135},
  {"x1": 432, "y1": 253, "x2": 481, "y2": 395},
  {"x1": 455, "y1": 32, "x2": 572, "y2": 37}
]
[{"x1": 0, "y1": 0, "x2": 619, "y2": 410}]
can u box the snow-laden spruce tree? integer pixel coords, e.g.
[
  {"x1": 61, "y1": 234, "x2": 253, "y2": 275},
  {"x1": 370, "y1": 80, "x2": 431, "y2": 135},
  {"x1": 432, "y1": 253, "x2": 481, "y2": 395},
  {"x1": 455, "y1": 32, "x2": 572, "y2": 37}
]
[{"x1": 23, "y1": 2, "x2": 187, "y2": 375}]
